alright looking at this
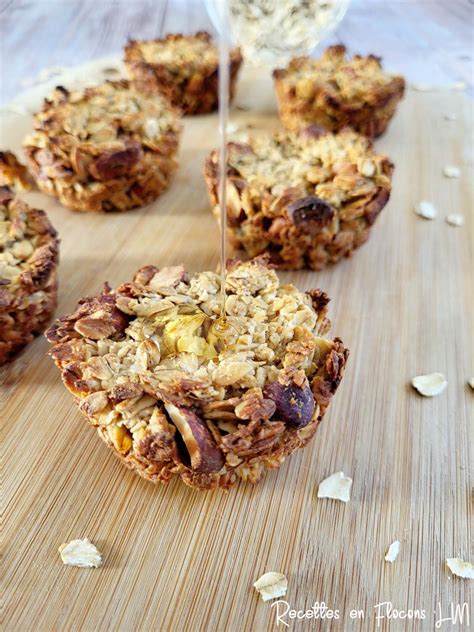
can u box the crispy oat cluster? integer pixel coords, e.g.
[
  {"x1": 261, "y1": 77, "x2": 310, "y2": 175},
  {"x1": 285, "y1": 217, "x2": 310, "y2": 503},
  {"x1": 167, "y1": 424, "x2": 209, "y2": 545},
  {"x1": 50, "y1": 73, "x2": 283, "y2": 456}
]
[
  {"x1": 125, "y1": 31, "x2": 243, "y2": 115},
  {"x1": 0, "y1": 151, "x2": 33, "y2": 192},
  {"x1": 0, "y1": 187, "x2": 59, "y2": 364},
  {"x1": 23, "y1": 81, "x2": 182, "y2": 212},
  {"x1": 46, "y1": 257, "x2": 348, "y2": 490},
  {"x1": 204, "y1": 126, "x2": 393, "y2": 270},
  {"x1": 273, "y1": 45, "x2": 405, "y2": 138}
]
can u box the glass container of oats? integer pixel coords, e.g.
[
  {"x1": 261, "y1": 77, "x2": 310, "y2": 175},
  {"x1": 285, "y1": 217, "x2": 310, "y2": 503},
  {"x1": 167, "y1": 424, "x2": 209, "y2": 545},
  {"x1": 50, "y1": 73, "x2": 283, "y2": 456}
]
[{"x1": 206, "y1": 0, "x2": 350, "y2": 66}]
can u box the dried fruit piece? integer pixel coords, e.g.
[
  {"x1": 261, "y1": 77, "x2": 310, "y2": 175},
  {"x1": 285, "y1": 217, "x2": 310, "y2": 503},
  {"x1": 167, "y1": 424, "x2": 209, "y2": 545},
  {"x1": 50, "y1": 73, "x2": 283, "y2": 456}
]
[
  {"x1": 287, "y1": 196, "x2": 334, "y2": 234},
  {"x1": 411, "y1": 373, "x2": 447, "y2": 397},
  {"x1": 415, "y1": 200, "x2": 437, "y2": 219},
  {"x1": 446, "y1": 213, "x2": 464, "y2": 227},
  {"x1": 164, "y1": 403, "x2": 224, "y2": 473},
  {"x1": 263, "y1": 381, "x2": 315, "y2": 428},
  {"x1": 443, "y1": 165, "x2": 461, "y2": 178},
  {"x1": 253, "y1": 571, "x2": 288, "y2": 601},
  {"x1": 317, "y1": 471, "x2": 352, "y2": 502},
  {"x1": 385, "y1": 540, "x2": 400, "y2": 563},
  {"x1": 89, "y1": 145, "x2": 142, "y2": 181},
  {"x1": 446, "y1": 558, "x2": 474, "y2": 579},
  {"x1": 58, "y1": 538, "x2": 102, "y2": 568}
]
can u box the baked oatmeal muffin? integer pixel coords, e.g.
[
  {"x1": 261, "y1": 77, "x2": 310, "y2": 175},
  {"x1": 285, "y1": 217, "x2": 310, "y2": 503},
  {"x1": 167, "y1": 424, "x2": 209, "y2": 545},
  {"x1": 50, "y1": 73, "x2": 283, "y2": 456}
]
[
  {"x1": 0, "y1": 187, "x2": 59, "y2": 364},
  {"x1": 0, "y1": 151, "x2": 33, "y2": 192},
  {"x1": 125, "y1": 31, "x2": 243, "y2": 115},
  {"x1": 23, "y1": 81, "x2": 182, "y2": 212},
  {"x1": 204, "y1": 125, "x2": 393, "y2": 270},
  {"x1": 46, "y1": 256, "x2": 348, "y2": 490},
  {"x1": 273, "y1": 45, "x2": 405, "y2": 138}
]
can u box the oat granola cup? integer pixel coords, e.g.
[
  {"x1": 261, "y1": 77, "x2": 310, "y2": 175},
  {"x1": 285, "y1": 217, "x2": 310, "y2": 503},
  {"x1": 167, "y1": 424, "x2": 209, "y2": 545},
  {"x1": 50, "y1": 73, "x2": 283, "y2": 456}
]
[
  {"x1": 273, "y1": 45, "x2": 405, "y2": 138},
  {"x1": 23, "y1": 80, "x2": 182, "y2": 213},
  {"x1": 124, "y1": 31, "x2": 243, "y2": 115},
  {"x1": 46, "y1": 256, "x2": 348, "y2": 490},
  {"x1": 204, "y1": 126, "x2": 393, "y2": 270},
  {"x1": 0, "y1": 187, "x2": 59, "y2": 364}
]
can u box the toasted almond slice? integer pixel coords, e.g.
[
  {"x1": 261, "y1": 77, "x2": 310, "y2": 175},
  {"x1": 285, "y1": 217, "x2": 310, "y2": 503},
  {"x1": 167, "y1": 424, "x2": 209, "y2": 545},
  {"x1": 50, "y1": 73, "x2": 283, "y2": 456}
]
[
  {"x1": 446, "y1": 213, "x2": 464, "y2": 226},
  {"x1": 446, "y1": 558, "x2": 474, "y2": 579},
  {"x1": 469, "y1": 377, "x2": 474, "y2": 390},
  {"x1": 415, "y1": 200, "x2": 437, "y2": 219},
  {"x1": 443, "y1": 165, "x2": 461, "y2": 178},
  {"x1": 411, "y1": 373, "x2": 447, "y2": 397},
  {"x1": 317, "y1": 471, "x2": 352, "y2": 503},
  {"x1": 59, "y1": 538, "x2": 102, "y2": 568},
  {"x1": 385, "y1": 540, "x2": 400, "y2": 563},
  {"x1": 253, "y1": 571, "x2": 288, "y2": 601}
]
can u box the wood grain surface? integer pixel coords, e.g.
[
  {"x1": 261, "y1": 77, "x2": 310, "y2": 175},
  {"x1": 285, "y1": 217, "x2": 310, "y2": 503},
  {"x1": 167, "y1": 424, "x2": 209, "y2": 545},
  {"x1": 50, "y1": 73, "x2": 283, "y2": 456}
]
[{"x1": 1, "y1": 61, "x2": 473, "y2": 632}]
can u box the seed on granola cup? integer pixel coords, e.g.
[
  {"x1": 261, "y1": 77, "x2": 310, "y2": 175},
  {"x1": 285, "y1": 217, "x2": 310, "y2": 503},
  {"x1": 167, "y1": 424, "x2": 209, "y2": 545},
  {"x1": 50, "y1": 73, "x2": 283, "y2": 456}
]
[
  {"x1": 204, "y1": 127, "x2": 393, "y2": 270},
  {"x1": 0, "y1": 187, "x2": 59, "y2": 364},
  {"x1": 124, "y1": 31, "x2": 243, "y2": 115},
  {"x1": 23, "y1": 80, "x2": 182, "y2": 213},
  {"x1": 45, "y1": 256, "x2": 348, "y2": 490},
  {"x1": 273, "y1": 45, "x2": 405, "y2": 138}
]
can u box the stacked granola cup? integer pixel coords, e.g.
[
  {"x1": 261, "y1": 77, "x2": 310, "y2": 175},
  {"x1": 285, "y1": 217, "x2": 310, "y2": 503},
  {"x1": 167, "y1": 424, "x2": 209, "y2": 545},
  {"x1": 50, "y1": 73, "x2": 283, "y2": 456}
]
[
  {"x1": 273, "y1": 45, "x2": 405, "y2": 138},
  {"x1": 23, "y1": 80, "x2": 182, "y2": 212},
  {"x1": 46, "y1": 257, "x2": 348, "y2": 490},
  {"x1": 205, "y1": 125, "x2": 393, "y2": 270},
  {"x1": 0, "y1": 187, "x2": 59, "y2": 364},
  {"x1": 125, "y1": 31, "x2": 243, "y2": 115}
]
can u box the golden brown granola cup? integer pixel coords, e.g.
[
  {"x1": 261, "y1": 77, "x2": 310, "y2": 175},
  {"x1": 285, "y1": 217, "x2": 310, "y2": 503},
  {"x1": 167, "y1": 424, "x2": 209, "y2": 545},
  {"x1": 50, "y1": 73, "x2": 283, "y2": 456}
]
[
  {"x1": 124, "y1": 31, "x2": 243, "y2": 115},
  {"x1": 204, "y1": 126, "x2": 393, "y2": 270},
  {"x1": 273, "y1": 45, "x2": 405, "y2": 138},
  {"x1": 0, "y1": 187, "x2": 59, "y2": 364},
  {"x1": 46, "y1": 256, "x2": 348, "y2": 490},
  {"x1": 23, "y1": 81, "x2": 182, "y2": 213}
]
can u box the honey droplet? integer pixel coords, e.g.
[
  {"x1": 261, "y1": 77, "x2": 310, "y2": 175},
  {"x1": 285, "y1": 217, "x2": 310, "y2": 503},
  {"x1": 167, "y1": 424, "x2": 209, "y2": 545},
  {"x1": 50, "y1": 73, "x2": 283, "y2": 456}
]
[{"x1": 210, "y1": 316, "x2": 239, "y2": 347}]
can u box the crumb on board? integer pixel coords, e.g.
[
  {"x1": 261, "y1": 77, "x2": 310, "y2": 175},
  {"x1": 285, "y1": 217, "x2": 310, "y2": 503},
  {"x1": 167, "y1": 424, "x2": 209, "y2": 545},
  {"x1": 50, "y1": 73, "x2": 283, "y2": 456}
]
[
  {"x1": 58, "y1": 538, "x2": 102, "y2": 568},
  {"x1": 317, "y1": 471, "x2": 352, "y2": 502},
  {"x1": 253, "y1": 572, "x2": 288, "y2": 601}
]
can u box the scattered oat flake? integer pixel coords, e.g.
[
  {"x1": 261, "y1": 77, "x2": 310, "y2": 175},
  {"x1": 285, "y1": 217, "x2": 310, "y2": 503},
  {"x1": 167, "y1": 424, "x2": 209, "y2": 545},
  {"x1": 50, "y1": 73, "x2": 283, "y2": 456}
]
[
  {"x1": 443, "y1": 113, "x2": 457, "y2": 121},
  {"x1": 450, "y1": 81, "x2": 466, "y2": 91},
  {"x1": 227, "y1": 122, "x2": 240, "y2": 134},
  {"x1": 411, "y1": 373, "x2": 447, "y2": 397},
  {"x1": 253, "y1": 572, "x2": 288, "y2": 601},
  {"x1": 385, "y1": 541, "x2": 400, "y2": 563},
  {"x1": 411, "y1": 83, "x2": 433, "y2": 92},
  {"x1": 59, "y1": 538, "x2": 102, "y2": 568},
  {"x1": 446, "y1": 213, "x2": 464, "y2": 226},
  {"x1": 446, "y1": 558, "x2": 474, "y2": 579},
  {"x1": 443, "y1": 166, "x2": 461, "y2": 178},
  {"x1": 415, "y1": 200, "x2": 437, "y2": 219},
  {"x1": 468, "y1": 377, "x2": 474, "y2": 390},
  {"x1": 318, "y1": 471, "x2": 352, "y2": 502}
]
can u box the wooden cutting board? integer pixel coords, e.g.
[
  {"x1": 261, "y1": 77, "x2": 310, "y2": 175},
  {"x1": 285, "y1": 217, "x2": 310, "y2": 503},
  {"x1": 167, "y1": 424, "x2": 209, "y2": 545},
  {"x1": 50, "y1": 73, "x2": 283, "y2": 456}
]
[{"x1": 2, "y1": 60, "x2": 472, "y2": 632}]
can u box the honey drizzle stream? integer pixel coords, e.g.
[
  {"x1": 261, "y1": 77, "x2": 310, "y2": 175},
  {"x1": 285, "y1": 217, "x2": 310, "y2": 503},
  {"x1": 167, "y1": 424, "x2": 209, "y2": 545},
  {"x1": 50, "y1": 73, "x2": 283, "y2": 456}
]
[{"x1": 215, "y1": 0, "x2": 231, "y2": 337}]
